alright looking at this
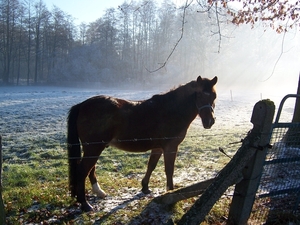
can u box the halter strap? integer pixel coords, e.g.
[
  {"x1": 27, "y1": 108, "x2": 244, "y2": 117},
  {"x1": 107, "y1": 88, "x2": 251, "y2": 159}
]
[{"x1": 197, "y1": 104, "x2": 214, "y2": 113}]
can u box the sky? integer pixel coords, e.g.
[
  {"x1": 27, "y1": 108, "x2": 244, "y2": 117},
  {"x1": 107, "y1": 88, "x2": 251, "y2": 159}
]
[
  {"x1": 44, "y1": 0, "x2": 131, "y2": 24},
  {"x1": 43, "y1": 0, "x2": 185, "y2": 25}
]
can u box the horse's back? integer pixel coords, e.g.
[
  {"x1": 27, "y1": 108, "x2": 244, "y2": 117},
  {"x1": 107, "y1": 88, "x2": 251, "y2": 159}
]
[{"x1": 76, "y1": 96, "x2": 129, "y2": 143}]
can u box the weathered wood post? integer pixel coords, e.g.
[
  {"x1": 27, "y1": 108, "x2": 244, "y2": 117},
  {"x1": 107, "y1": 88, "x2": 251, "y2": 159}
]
[
  {"x1": 177, "y1": 100, "x2": 275, "y2": 225},
  {"x1": 228, "y1": 100, "x2": 275, "y2": 224},
  {"x1": 0, "y1": 135, "x2": 5, "y2": 225}
]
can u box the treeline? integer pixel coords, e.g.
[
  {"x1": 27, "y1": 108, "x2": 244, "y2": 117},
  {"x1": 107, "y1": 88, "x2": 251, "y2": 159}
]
[{"x1": 0, "y1": 0, "x2": 221, "y2": 86}]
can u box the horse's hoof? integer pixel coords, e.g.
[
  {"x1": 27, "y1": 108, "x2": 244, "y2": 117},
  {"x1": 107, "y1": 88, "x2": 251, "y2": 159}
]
[
  {"x1": 81, "y1": 202, "x2": 94, "y2": 212},
  {"x1": 92, "y1": 183, "x2": 107, "y2": 198},
  {"x1": 142, "y1": 188, "x2": 151, "y2": 194},
  {"x1": 92, "y1": 188, "x2": 107, "y2": 198},
  {"x1": 96, "y1": 192, "x2": 107, "y2": 199}
]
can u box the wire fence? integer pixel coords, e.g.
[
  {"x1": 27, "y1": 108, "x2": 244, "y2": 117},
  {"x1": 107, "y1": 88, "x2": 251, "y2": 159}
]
[
  {"x1": 251, "y1": 124, "x2": 300, "y2": 224},
  {"x1": 1, "y1": 130, "x2": 246, "y2": 210},
  {"x1": 0, "y1": 131, "x2": 248, "y2": 162}
]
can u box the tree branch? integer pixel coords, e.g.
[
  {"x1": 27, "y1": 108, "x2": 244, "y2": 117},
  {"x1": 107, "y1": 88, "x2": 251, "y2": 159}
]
[
  {"x1": 262, "y1": 21, "x2": 289, "y2": 81},
  {"x1": 214, "y1": 2, "x2": 222, "y2": 53},
  {"x1": 146, "y1": 0, "x2": 192, "y2": 73}
]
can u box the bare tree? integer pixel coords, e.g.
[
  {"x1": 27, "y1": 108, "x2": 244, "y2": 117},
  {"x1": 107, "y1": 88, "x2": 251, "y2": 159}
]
[
  {"x1": 15, "y1": 3, "x2": 25, "y2": 85},
  {"x1": 23, "y1": 0, "x2": 33, "y2": 85},
  {"x1": 79, "y1": 22, "x2": 87, "y2": 45},
  {"x1": 0, "y1": 0, "x2": 21, "y2": 84},
  {"x1": 33, "y1": 0, "x2": 48, "y2": 83}
]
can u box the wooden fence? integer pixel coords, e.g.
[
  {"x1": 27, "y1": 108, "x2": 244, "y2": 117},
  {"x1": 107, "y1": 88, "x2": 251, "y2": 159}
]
[{"x1": 174, "y1": 99, "x2": 275, "y2": 224}]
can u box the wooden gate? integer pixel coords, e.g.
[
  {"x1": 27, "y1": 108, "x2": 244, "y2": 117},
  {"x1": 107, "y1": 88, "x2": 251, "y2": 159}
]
[{"x1": 229, "y1": 94, "x2": 300, "y2": 224}]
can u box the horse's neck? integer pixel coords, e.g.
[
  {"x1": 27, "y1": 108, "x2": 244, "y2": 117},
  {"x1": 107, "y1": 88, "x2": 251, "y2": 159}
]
[
  {"x1": 171, "y1": 82, "x2": 196, "y2": 103},
  {"x1": 165, "y1": 86, "x2": 198, "y2": 118},
  {"x1": 174, "y1": 81, "x2": 196, "y2": 97}
]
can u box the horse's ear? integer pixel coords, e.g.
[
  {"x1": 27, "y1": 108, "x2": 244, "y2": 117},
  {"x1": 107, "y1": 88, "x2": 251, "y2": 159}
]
[
  {"x1": 211, "y1": 76, "x2": 218, "y2": 85},
  {"x1": 197, "y1": 76, "x2": 202, "y2": 83}
]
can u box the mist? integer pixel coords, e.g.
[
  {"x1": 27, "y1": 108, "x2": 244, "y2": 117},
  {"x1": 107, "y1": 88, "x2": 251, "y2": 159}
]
[
  {"x1": 204, "y1": 26, "x2": 299, "y2": 97},
  {"x1": 1, "y1": 0, "x2": 299, "y2": 104},
  {"x1": 150, "y1": 19, "x2": 299, "y2": 106}
]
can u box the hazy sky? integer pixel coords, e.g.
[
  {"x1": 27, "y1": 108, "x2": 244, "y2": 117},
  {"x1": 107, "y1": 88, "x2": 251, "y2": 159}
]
[
  {"x1": 43, "y1": 0, "x2": 131, "y2": 24},
  {"x1": 43, "y1": 0, "x2": 185, "y2": 25}
]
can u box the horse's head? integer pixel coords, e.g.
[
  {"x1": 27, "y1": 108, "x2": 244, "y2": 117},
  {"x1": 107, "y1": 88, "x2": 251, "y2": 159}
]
[{"x1": 195, "y1": 76, "x2": 218, "y2": 129}]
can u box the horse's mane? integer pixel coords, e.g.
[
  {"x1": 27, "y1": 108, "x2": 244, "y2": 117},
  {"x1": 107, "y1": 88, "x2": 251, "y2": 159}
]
[{"x1": 148, "y1": 80, "x2": 197, "y2": 104}]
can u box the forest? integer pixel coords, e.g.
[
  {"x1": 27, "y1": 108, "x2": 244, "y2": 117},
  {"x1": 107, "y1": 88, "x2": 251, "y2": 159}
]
[
  {"x1": 0, "y1": 0, "x2": 299, "y2": 90},
  {"x1": 0, "y1": 0, "x2": 240, "y2": 86}
]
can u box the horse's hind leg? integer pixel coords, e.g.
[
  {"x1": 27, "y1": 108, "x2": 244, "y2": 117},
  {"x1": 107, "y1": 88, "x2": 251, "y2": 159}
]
[
  {"x1": 77, "y1": 145, "x2": 104, "y2": 212},
  {"x1": 89, "y1": 166, "x2": 106, "y2": 198},
  {"x1": 141, "y1": 148, "x2": 162, "y2": 194}
]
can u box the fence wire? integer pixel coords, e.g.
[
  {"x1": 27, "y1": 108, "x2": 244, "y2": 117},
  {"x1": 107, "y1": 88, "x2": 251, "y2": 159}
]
[
  {"x1": 252, "y1": 123, "x2": 300, "y2": 224},
  {"x1": 0, "y1": 131, "x2": 247, "y2": 163}
]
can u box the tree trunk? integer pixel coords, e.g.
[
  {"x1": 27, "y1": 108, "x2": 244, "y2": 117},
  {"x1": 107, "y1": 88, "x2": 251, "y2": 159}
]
[{"x1": 4, "y1": 0, "x2": 11, "y2": 84}]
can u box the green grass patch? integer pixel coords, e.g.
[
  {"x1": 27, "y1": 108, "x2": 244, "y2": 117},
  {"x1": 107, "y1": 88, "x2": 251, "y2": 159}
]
[{"x1": 2, "y1": 126, "x2": 247, "y2": 224}]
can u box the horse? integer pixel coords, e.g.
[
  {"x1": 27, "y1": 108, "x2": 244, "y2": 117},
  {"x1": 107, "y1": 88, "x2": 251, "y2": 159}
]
[{"x1": 67, "y1": 76, "x2": 218, "y2": 211}]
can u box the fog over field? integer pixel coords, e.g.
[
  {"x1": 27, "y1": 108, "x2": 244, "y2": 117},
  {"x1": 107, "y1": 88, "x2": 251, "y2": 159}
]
[{"x1": 0, "y1": 81, "x2": 296, "y2": 150}]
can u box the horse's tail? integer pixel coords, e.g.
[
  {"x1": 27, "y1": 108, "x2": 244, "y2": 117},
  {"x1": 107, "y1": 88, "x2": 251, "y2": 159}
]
[{"x1": 67, "y1": 103, "x2": 81, "y2": 197}]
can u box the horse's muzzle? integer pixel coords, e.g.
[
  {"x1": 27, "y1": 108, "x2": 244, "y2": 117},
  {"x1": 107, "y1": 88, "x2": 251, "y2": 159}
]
[{"x1": 203, "y1": 117, "x2": 215, "y2": 129}]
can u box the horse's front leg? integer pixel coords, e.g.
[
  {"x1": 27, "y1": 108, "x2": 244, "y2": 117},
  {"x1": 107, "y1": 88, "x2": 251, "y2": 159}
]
[
  {"x1": 89, "y1": 166, "x2": 106, "y2": 198},
  {"x1": 141, "y1": 148, "x2": 162, "y2": 194},
  {"x1": 163, "y1": 146, "x2": 178, "y2": 191}
]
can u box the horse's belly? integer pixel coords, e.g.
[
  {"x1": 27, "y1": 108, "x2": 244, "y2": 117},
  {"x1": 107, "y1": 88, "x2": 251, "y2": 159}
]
[{"x1": 109, "y1": 138, "x2": 158, "y2": 152}]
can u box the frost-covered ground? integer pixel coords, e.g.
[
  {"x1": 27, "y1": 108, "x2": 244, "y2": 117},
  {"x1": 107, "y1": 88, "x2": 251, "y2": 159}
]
[
  {"x1": 0, "y1": 84, "x2": 297, "y2": 223},
  {"x1": 1, "y1": 85, "x2": 294, "y2": 138},
  {"x1": 0, "y1": 85, "x2": 274, "y2": 165}
]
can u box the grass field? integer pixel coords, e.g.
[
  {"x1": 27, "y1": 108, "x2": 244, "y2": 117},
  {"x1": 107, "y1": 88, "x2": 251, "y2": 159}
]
[{"x1": 0, "y1": 85, "x2": 294, "y2": 224}]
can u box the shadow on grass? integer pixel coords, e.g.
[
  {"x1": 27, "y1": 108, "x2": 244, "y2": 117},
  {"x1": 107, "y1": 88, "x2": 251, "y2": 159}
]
[
  {"x1": 127, "y1": 198, "x2": 175, "y2": 225},
  {"x1": 91, "y1": 192, "x2": 175, "y2": 225}
]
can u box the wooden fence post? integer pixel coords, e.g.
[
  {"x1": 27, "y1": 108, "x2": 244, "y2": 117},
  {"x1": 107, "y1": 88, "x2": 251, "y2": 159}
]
[
  {"x1": 227, "y1": 100, "x2": 275, "y2": 224},
  {"x1": 0, "y1": 135, "x2": 5, "y2": 225},
  {"x1": 177, "y1": 100, "x2": 275, "y2": 225}
]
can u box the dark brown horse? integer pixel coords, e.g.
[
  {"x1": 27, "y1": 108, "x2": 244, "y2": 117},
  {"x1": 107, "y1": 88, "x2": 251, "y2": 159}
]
[{"x1": 67, "y1": 76, "x2": 218, "y2": 211}]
